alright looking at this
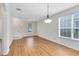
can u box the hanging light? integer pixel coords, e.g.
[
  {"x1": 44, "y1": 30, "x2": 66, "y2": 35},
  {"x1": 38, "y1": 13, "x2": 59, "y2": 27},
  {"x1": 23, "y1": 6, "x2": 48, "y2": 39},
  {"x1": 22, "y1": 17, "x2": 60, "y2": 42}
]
[{"x1": 44, "y1": 3, "x2": 52, "y2": 24}]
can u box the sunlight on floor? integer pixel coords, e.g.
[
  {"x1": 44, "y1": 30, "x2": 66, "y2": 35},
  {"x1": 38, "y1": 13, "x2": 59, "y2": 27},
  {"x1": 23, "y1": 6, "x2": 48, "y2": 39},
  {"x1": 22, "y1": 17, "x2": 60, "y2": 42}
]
[
  {"x1": 56, "y1": 49, "x2": 68, "y2": 56},
  {"x1": 51, "y1": 46, "x2": 70, "y2": 56},
  {"x1": 26, "y1": 37, "x2": 34, "y2": 48}
]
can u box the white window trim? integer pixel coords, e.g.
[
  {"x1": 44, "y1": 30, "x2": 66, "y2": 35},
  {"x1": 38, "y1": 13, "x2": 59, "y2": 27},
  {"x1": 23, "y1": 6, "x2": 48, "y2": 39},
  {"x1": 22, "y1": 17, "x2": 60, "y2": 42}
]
[
  {"x1": 58, "y1": 36, "x2": 79, "y2": 41},
  {"x1": 58, "y1": 18, "x2": 60, "y2": 37},
  {"x1": 58, "y1": 14, "x2": 79, "y2": 41},
  {"x1": 71, "y1": 14, "x2": 74, "y2": 39}
]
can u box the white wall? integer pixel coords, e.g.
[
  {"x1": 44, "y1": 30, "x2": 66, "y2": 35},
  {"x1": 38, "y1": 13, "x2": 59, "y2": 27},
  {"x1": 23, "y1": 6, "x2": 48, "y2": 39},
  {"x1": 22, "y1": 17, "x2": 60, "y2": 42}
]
[
  {"x1": 1, "y1": 3, "x2": 13, "y2": 55},
  {"x1": 0, "y1": 4, "x2": 4, "y2": 55},
  {"x1": 12, "y1": 18, "x2": 37, "y2": 39},
  {"x1": 37, "y1": 5, "x2": 79, "y2": 51},
  {"x1": 0, "y1": 5, "x2": 3, "y2": 39}
]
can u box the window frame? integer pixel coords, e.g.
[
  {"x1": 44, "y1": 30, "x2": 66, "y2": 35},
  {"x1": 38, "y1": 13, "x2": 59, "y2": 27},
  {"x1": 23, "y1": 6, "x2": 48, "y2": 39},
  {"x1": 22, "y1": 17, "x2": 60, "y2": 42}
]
[
  {"x1": 58, "y1": 14, "x2": 79, "y2": 41},
  {"x1": 28, "y1": 23, "x2": 32, "y2": 32}
]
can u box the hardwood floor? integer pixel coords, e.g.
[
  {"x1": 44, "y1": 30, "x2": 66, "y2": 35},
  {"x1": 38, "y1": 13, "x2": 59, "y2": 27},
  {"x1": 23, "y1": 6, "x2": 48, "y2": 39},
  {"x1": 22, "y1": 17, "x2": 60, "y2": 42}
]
[
  {"x1": 8, "y1": 36, "x2": 79, "y2": 56},
  {"x1": 0, "y1": 39, "x2": 2, "y2": 55}
]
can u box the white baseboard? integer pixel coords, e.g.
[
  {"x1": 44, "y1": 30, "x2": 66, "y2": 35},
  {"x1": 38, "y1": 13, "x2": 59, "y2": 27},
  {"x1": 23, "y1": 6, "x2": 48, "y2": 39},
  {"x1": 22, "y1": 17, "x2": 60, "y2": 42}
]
[
  {"x1": 13, "y1": 34, "x2": 23, "y2": 39},
  {"x1": 2, "y1": 40, "x2": 13, "y2": 55},
  {"x1": 38, "y1": 34, "x2": 79, "y2": 51},
  {"x1": 13, "y1": 34, "x2": 37, "y2": 40},
  {"x1": 3, "y1": 48, "x2": 10, "y2": 55},
  {"x1": 2, "y1": 39, "x2": 13, "y2": 55}
]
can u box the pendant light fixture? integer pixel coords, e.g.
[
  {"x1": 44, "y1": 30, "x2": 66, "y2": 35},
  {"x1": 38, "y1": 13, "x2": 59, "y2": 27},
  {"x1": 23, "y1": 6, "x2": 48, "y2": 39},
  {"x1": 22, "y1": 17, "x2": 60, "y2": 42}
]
[{"x1": 44, "y1": 3, "x2": 52, "y2": 24}]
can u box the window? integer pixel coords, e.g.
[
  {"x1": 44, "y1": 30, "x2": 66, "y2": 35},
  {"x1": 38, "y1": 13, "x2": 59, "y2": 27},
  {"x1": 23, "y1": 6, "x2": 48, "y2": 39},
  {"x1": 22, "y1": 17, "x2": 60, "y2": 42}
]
[
  {"x1": 73, "y1": 13, "x2": 79, "y2": 39},
  {"x1": 59, "y1": 13, "x2": 79, "y2": 40},
  {"x1": 59, "y1": 15, "x2": 71, "y2": 38},
  {"x1": 28, "y1": 24, "x2": 32, "y2": 32}
]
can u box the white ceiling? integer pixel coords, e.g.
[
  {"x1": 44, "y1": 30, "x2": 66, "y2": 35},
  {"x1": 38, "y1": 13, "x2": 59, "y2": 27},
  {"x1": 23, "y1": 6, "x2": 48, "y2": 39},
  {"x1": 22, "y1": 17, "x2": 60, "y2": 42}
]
[{"x1": 9, "y1": 3, "x2": 79, "y2": 21}]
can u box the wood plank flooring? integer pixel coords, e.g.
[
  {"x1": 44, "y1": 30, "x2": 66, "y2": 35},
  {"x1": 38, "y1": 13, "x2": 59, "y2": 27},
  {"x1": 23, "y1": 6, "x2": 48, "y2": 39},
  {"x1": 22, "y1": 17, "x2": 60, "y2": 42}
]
[
  {"x1": 0, "y1": 39, "x2": 2, "y2": 55},
  {"x1": 8, "y1": 36, "x2": 79, "y2": 56}
]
